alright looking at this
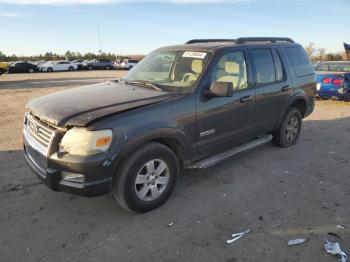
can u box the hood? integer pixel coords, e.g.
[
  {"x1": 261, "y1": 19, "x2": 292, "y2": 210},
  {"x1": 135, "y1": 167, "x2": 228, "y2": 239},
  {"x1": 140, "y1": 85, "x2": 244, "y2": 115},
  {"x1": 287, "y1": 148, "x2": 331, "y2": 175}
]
[{"x1": 27, "y1": 81, "x2": 179, "y2": 127}]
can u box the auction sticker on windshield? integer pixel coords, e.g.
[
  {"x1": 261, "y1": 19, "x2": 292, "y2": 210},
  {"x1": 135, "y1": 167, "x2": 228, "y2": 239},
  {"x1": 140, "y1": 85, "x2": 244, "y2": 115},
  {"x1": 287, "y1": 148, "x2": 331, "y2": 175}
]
[{"x1": 182, "y1": 51, "x2": 207, "y2": 59}]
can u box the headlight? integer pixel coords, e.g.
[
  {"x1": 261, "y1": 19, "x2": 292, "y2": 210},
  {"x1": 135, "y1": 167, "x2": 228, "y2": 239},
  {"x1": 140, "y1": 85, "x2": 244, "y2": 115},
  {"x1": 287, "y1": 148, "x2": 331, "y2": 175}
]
[{"x1": 59, "y1": 128, "x2": 113, "y2": 156}]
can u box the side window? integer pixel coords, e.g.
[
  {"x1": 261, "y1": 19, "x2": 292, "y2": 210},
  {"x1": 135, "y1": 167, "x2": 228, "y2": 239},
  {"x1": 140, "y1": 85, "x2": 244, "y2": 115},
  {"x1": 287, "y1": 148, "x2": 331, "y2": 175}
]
[
  {"x1": 251, "y1": 48, "x2": 275, "y2": 84},
  {"x1": 285, "y1": 47, "x2": 314, "y2": 77},
  {"x1": 272, "y1": 49, "x2": 284, "y2": 81},
  {"x1": 210, "y1": 51, "x2": 248, "y2": 90}
]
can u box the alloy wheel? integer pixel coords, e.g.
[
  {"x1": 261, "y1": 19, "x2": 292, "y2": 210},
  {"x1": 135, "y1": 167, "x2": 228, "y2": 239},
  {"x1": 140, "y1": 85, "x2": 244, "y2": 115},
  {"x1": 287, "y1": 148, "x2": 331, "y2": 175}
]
[
  {"x1": 135, "y1": 159, "x2": 170, "y2": 201},
  {"x1": 285, "y1": 115, "x2": 299, "y2": 142}
]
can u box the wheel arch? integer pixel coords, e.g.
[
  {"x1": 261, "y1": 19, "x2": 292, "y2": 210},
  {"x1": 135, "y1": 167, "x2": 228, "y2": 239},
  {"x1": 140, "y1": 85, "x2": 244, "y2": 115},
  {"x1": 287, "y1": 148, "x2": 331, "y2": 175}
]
[
  {"x1": 118, "y1": 129, "x2": 193, "y2": 167},
  {"x1": 275, "y1": 95, "x2": 307, "y2": 130}
]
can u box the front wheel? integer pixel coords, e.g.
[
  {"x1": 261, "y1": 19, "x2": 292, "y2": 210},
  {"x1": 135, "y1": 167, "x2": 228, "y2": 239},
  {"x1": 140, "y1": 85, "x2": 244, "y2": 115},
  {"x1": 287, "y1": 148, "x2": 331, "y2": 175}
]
[
  {"x1": 273, "y1": 107, "x2": 302, "y2": 147},
  {"x1": 68, "y1": 66, "x2": 74, "y2": 71},
  {"x1": 113, "y1": 142, "x2": 179, "y2": 213}
]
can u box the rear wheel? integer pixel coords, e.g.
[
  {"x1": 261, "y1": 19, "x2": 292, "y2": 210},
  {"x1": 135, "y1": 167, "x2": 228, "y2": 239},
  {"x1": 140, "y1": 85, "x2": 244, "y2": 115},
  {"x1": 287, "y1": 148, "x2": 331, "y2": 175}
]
[
  {"x1": 68, "y1": 66, "x2": 74, "y2": 71},
  {"x1": 113, "y1": 142, "x2": 179, "y2": 213},
  {"x1": 28, "y1": 68, "x2": 34, "y2": 73},
  {"x1": 47, "y1": 67, "x2": 53, "y2": 72},
  {"x1": 88, "y1": 66, "x2": 93, "y2": 70},
  {"x1": 273, "y1": 107, "x2": 302, "y2": 147}
]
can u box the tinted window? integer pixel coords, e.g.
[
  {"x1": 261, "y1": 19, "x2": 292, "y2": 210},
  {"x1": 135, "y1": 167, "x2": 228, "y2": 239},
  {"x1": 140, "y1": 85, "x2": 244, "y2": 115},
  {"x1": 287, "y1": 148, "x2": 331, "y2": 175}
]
[
  {"x1": 286, "y1": 47, "x2": 314, "y2": 77},
  {"x1": 210, "y1": 51, "x2": 248, "y2": 90},
  {"x1": 251, "y1": 49, "x2": 275, "y2": 84},
  {"x1": 272, "y1": 49, "x2": 284, "y2": 81}
]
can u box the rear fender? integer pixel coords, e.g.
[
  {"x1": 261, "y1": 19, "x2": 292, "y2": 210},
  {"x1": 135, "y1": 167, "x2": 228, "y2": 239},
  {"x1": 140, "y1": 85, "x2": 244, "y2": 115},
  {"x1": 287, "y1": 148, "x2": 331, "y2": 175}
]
[{"x1": 274, "y1": 93, "x2": 308, "y2": 130}]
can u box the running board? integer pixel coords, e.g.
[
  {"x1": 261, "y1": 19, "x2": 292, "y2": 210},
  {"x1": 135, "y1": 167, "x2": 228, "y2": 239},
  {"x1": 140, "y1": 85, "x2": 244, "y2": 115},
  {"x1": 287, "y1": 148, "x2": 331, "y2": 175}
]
[{"x1": 188, "y1": 134, "x2": 273, "y2": 169}]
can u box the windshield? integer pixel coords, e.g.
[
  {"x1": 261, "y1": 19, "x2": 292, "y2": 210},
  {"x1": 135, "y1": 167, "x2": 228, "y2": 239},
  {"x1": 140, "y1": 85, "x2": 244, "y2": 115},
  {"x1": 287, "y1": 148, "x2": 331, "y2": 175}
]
[
  {"x1": 316, "y1": 62, "x2": 350, "y2": 72},
  {"x1": 122, "y1": 50, "x2": 212, "y2": 93}
]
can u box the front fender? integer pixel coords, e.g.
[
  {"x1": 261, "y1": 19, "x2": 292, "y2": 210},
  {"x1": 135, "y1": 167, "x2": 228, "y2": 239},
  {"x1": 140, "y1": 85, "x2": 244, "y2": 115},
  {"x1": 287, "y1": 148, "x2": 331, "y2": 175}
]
[{"x1": 118, "y1": 127, "x2": 193, "y2": 164}]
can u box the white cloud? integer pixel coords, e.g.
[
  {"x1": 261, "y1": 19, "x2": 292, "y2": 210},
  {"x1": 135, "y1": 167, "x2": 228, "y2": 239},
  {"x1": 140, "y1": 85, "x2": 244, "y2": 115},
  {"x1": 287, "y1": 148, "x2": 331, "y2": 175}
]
[
  {"x1": 0, "y1": 0, "x2": 251, "y2": 5},
  {"x1": 0, "y1": 12, "x2": 20, "y2": 16}
]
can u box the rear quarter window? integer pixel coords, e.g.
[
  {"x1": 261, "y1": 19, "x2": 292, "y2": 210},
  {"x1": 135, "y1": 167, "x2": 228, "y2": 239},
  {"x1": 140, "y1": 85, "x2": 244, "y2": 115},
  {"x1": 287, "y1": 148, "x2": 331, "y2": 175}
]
[{"x1": 285, "y1": 47, "x2": 314, "y2": 77}]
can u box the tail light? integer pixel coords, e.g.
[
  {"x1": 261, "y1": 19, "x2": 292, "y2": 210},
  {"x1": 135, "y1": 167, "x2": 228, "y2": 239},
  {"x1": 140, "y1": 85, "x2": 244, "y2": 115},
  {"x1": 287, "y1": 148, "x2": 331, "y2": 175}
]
[
  {"x1": 332, "y1": 78, "x2": 344, "y2": 85},
  {"x1": 322, "y1": 78, "x2": 332, "y2": 84}
]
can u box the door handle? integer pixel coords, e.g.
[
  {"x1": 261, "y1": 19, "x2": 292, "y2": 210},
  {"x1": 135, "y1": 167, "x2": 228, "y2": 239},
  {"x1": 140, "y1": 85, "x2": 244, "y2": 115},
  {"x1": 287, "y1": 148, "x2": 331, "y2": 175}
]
[
  {"x1": 240, "y1": 95, "x2": 253, "y2": 103},
  {"x1": 281, "y1": 85, "x2": 292, "y2": 92}
]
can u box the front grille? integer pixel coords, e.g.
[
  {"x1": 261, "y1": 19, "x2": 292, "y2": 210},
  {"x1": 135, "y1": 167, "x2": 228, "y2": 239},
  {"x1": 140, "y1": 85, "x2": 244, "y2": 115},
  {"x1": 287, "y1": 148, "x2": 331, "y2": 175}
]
[{"x1": 26, "y1": 114, "x2": 57, "y2": 151}]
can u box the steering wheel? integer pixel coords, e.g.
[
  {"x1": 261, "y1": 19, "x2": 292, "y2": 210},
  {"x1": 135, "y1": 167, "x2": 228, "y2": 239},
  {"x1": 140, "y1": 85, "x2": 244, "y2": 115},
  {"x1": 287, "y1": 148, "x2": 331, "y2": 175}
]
[{"x1": 181, "y1": 73, "x2": 198, "y2": 82}]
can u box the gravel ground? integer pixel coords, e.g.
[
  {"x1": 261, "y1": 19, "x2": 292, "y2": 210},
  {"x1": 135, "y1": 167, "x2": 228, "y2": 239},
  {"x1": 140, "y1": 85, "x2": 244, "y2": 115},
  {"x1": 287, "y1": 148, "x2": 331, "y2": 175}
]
[{"x1": 0, "y1": 71, "x2": 349, "y2": 262}]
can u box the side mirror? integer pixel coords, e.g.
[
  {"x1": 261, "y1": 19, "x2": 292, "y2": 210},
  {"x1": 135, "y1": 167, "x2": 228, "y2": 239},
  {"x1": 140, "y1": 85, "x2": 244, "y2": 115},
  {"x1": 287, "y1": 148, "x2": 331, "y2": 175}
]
[{"x1": 208, "y1": 82, "x2": 233, "y2": 97}]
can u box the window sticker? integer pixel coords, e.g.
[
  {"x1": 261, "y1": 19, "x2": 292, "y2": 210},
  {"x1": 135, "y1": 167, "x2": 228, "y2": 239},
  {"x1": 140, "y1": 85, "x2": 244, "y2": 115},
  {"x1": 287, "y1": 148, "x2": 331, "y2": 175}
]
[{"x1": 182, "y1": 51, "x2": 207, "y2": 59}]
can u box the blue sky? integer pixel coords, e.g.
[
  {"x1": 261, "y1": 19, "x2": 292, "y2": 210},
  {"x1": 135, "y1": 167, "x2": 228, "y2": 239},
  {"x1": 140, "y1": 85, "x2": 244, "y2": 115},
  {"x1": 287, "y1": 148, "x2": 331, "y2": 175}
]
[{"x1": 0, "y1": 0, "x2": 349, "y2": 56}]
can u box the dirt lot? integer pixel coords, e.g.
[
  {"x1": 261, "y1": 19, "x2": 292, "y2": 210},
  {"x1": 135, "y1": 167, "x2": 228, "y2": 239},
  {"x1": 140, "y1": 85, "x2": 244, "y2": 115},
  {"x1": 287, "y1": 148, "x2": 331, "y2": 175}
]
[{"x1": 1, "y1": 71, "x2": 349, "y2": 262}]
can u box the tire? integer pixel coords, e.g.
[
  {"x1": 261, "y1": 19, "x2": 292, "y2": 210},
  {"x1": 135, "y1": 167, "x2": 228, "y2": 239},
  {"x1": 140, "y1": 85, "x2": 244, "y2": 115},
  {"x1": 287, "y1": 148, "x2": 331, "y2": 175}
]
[
  {"x1": 0, "y1": 69, "x2": 3, "y2": 75},
  {"x1": 28, "y1": 68, "x2": 34, "y2": 73},
  {"x1": 88, "y1": 66, "x2": 93, "y2": 70},
  {"x1": 343, "y1": 92, "x2": 350, "y2": 102},
  {"x1": 128, "y1": 66, "x2": 133, "y2": 70},
  {"x1": 273, "y1": 107, "x2": 302, "y2": 147},
  {"x1": 47, "y1": 67, "x2": 53, "y2": 72},
  {"x1": 68, "y1": 66, "x2": 74, "y2": 71},
  {"x1": 105, "y1": 66, "x2": 111, "y2": 70},
  {"x1": 113, "y1": 142, "x2": 179, "y2": 213}
]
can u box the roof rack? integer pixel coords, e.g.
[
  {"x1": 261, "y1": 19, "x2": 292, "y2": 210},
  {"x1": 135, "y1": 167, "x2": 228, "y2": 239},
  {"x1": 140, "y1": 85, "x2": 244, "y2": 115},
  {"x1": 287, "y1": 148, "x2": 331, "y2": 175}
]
[
  {"x1": 235, "y1": 37, "x2": 294, "y2": 44},
  {"x1": 186, "y1": 39, "x2": 236, "y2": 44}
]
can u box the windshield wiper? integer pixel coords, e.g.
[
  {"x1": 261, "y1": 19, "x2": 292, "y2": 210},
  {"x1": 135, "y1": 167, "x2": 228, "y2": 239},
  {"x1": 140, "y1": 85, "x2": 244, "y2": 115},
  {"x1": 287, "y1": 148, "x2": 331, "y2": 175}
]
[{"x1": 121, "y1": 79, "x2": 162, "y2": 91}]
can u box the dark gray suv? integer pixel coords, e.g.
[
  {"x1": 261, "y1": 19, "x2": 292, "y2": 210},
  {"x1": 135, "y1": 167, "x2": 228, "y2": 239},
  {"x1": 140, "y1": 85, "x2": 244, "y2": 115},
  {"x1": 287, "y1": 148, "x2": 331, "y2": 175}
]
[{"x1": 23, "y1": 37, "x2": 315, "y2": 213}]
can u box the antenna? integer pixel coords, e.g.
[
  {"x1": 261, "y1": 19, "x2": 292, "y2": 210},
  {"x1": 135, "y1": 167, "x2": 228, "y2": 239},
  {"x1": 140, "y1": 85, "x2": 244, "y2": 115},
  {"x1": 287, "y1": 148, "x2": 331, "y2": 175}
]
[
  {"x1": 97, "y1": 24, "x2": 103, "y2": 53},
  {"x1": 96, "y1": 24, "x2": 107, "y2": 82}
]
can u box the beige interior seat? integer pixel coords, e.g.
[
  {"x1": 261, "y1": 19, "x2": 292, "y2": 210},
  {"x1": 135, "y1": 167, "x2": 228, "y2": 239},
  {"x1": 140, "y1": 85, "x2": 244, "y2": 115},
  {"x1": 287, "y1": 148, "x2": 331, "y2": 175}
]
[{"x1": 217, "y1": 61, "x2": 240, "y2": 88}]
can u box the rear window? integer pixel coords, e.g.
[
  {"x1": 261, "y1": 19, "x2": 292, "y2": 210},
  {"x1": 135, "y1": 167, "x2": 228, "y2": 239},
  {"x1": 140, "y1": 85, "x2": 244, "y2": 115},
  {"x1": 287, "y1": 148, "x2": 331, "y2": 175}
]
[
  {"x1": 316, "y1": 63, "x2": 350, "y2": 72},
  {"x1": 286, "y1": 47, "x2": 314, "y2": 77}
]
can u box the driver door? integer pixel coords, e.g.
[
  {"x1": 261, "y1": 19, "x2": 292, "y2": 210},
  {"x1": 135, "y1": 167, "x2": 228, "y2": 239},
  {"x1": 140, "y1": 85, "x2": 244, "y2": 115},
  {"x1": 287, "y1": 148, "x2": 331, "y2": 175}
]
[{"x1": 195, "y1": 48, "x2": 256, "y2": 160}]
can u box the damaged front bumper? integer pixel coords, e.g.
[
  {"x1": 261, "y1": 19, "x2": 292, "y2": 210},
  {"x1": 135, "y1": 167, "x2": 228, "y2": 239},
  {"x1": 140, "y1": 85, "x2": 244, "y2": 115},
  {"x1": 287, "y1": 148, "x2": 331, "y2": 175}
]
[{"x1": 23, "y1": 127, "x2": 116, "y2": 197}]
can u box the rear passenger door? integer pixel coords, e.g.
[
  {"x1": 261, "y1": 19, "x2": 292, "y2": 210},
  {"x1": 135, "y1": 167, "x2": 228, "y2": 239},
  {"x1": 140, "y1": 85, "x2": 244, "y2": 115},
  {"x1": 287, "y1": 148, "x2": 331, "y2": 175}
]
[{"x1": 248, "y1": 47, "x2": 292, "y2": 136}]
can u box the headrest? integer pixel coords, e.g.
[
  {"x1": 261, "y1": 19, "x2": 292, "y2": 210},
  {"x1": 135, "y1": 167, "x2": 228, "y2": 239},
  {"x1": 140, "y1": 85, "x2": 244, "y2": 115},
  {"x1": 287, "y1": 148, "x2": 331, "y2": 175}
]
[
  {"x1": 192, "y1": 60, "x2": 203, "y2": 74},
  {"x1": 225, "y1": 62, "x2": 239, "y2": 74},
  {"x1": 218, "y1": 57, "x2": 227, "y2": 69}
]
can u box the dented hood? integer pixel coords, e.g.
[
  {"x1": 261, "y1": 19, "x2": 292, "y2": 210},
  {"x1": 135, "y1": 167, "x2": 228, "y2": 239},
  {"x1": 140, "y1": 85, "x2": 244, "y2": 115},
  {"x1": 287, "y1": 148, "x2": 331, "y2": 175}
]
[{"x1": 27, "y1": 81, "x2": 177, "y2": 127}]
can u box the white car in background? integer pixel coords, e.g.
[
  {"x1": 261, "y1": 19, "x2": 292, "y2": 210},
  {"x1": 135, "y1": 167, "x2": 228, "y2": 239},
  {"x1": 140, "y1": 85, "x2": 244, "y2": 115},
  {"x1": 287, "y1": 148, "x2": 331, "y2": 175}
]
[
  {"x1": 40, "y1": 61, "x2": 78, "y2": 72},
  {"x1": 114, "y1": 59, "x2": 139, "y2": 70}
]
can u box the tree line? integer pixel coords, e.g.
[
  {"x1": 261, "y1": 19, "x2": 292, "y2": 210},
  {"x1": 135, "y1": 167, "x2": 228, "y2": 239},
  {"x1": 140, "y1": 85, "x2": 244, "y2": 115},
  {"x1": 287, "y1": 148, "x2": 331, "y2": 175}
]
[
  {"x1": 0, "y1": 50, "x2": 145, "y2": 62},
  {"x1": 0, "y1": 45, "x2": 348, "y2": 62},
  {"x1": 304, "y1": 43, "x2": 348, "y2": 61}
]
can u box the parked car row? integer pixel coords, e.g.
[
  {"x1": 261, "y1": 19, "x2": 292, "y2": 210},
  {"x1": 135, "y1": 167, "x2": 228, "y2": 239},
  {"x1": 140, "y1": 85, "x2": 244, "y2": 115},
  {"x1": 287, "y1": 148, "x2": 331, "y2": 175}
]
[{"x1": 0, "y1": 59, "x2": 140, "y2": 74}]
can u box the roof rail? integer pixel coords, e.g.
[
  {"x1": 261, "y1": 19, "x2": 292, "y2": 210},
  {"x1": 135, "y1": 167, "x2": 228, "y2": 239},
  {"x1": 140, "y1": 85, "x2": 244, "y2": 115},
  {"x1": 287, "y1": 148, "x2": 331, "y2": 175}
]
[
  {"x1": 236, "y1": 37, "x2": 294, "y2": 44},
  {"x1": 186, "y1": 39, "x2": 236, "y2": 44}
]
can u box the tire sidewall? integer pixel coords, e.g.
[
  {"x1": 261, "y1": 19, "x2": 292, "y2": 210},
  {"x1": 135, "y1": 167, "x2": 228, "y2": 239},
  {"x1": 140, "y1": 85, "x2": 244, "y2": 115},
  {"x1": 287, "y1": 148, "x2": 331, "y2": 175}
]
[
  {"x1": 278, "y1": 108, "x2": 302, "y2": 147},
  {"x1": 114, "y1": 143, "x2": 179, "y2": 213}
]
